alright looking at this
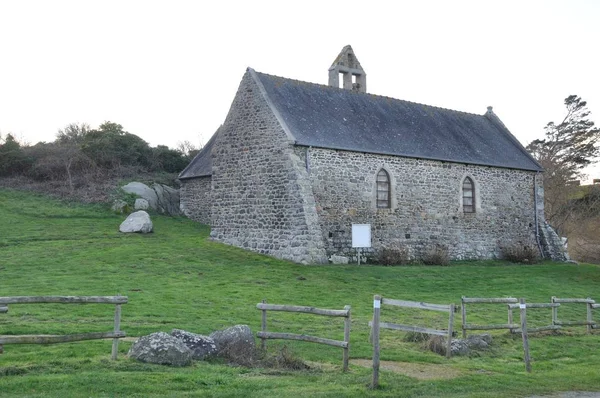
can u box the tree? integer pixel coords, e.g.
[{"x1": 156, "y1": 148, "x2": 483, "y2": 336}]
[
  {"x1": 56, "y1": 123, "x2": 91, "y2": 145},
  {"x1": 526, "y1": 95, "x2": 600, "y2": 231},
  {"x1": 81, "y1": 122, "x2": 152, "y2": 169},
  {"x1": 0, "y1": 133, "x2": 32, "y2": 176}
]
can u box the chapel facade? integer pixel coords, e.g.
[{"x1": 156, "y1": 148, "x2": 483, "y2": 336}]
[{"x1": 179, "y1": 46, "x2": 566, "y2": 264}]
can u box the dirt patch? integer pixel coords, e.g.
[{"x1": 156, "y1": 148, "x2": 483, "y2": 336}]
[{"x1": 351, "y1": 359, "x2": 464, "y2": 380}]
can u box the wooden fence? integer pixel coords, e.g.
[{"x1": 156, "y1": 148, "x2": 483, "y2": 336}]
[
  {"x1": 507, "y1": 302, "x2": 561, "y2": 333},
  {"x1": 461, "y1": 297, "x2": 519, "y2": 337},
  {"x1": 552, "y1": 297, "x2": 597, "y2": 333},
  {"x1": 0, "y1": 295, "x2": 127, "y2": 360},
  {"x1": 256, "y1": 301, "x2": 351, "y2": 371},
  {"x1": 370, "y1": 295, "x2": 456, "y2": 389}
]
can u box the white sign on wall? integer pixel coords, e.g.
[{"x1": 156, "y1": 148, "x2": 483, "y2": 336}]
[{"x1": 352, "y1": 224, "x2": 372, "y2": 248}]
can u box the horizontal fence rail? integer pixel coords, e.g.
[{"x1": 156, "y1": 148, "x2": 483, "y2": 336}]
[
  {"x1": 257, "y1": 301, "x2": 351, "y2": 371},
  {"x1": 0, "y1": 295, "x2": 127, "y2": 360},
  {"x1": 508, "y1": 303, "x2": 561, "y2": 333},
  {"x1": 552, "y1": 297, "x2": 597, "y2": 333},
  {"x1": 461, "y1": 297, "x2": 518, "y2": 338},
  {"x1": 370, "y1": 295, "x2": 456, "y2": 389},
  {"x1": 0, "y1": 296, "x2": 128, "y2": 305}
]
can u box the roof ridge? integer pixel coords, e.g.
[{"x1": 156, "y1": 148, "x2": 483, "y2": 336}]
[{"x1": 253, "y1": 70, "x2": 485, "y2": 118}]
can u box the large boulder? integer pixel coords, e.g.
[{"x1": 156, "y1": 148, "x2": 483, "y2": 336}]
[
  {"x1": 151, "y1": 183, "x2": 181, "y2": 216},
  {"x1": 119, "y1": 211, "x2": 153, "y2": 233},
  {"x1": 128, "y1": 332, "x2": 193, "y2": 366},
  {"x1": 171, "y1": 329, "x2": 218, "y2": 360},
  {"x1": 209, "y1": 325, "x2": 257, "y2": 365},
  {"x1": 121, "y1": 182, "x2": 180, "y2": 216}
]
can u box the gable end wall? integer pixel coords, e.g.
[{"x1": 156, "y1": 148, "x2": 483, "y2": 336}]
[{"x1": 210, "y1": 72, "x2": 327, "y2": 264}]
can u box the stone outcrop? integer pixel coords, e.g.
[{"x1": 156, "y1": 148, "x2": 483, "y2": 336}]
[
  {"x1": 128, "y1": 332, "x2": 193, "y2": 366},
  {"x1": 134, "y1": 198, "x2": 149, "y2": 210},
  {"x1": 122, "y1": 182, "x2": 181, "y2": 216},
  {"x1": 119, "y1": 211, "x2": 153, "y2": 233},
  {"x1": 171, "y1": 329, "x2": 217, "y2": 360},
  {"x1": 111, "y1": 199, "x2": 128, "y2": 214},
  {"x1": 538, "y1": 221, "x2": 569, "y2": 261}
]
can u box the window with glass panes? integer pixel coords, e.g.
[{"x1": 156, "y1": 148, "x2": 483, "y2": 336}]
[
  {"x1": 376, "y1": 169, "x2": 391, "y2": 209},
  {"x1": 463, "y1": 177, "x2": 475, "y2": 213}
]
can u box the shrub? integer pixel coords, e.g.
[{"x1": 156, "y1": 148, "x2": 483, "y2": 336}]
[
  {"x1": 501, "y1": 243, "x2": 541, "y2": 264},
  {"x1": 403, "y1": 331, "x2": 430, "y2": 343},
  {"x1": 422, "y1": 244, "x2": 450, "y2": 266},
  {"x1": 378, "y1": 246, "x2": 409, "y2": 266},
  {"x1": 424, "y1": 335, "x2": 447, "y2": 356},
  {"x1": 261, "y1": 345, "x2": 310, "y2": 370}
]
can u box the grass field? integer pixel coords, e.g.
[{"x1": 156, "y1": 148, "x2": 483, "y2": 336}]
[{"x1": 1, "y1": 188, "x2": 600, "y2": 397}]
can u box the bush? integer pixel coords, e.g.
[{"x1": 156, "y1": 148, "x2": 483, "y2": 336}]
[
  {"x1": 403, "y1": 331, "x2": 430, "y2": 343},
  {"x1": 501, "y1": 243, "x2": 540, "y2": 264},
  {"x1": 378, "y1": 246, "x2": 409, "y2": 266},
  {"x1": 261, "y1": 346, "x2": 310, "y2": 370},
  {"x1": 422, "y1": 244, "x2": 450, "y2": 266}
]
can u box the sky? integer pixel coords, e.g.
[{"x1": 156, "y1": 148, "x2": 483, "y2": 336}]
[{"x1": 1, "y1": 0, "x2": 599, "y2": 180}]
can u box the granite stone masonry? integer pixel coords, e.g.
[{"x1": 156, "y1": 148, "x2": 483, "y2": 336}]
[
  {"x1": 180, "y1": 176, "x2": 211, "y2": 224},
  {"x1": 208, "y1": 71, "x2": 328, "y2": 264},
  {"x1": 301, "y1": 146, "x2": 541, "y2": 260}
]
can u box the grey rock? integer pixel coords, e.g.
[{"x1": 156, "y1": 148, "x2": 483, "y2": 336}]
[
  {"x1": 119, "y1": 210, "x2": 153, "y2": 233},
  {"x1": 111, "y1": 199, "x2": 128, "y2": 214},
  {"x1": 128, "y1": 332, "x2": 193, "y2": 366},
  {"x1": 209, "y1": 325, "x2": 257, "y2": 364},
  {"x1": 122, "y1": 181, "x2": 180, "y2": 216},
  {"x1": 152, "y1": 183, "x2": 181, "y2": 216},
  {"x1": 450, "y1": 334, "x2": 493, "y2": 356},
  {"x1": 122, "y1": 182, "x2": 158, "y2": 208},
  {"x1": 329, "y1": 255, "x2": 349, "y2": 264},
  {"x1": 171, "y1": 329, "x2": 217, "y2": 360},
  {"x1": 135, "y1": 198, "x2": 149, "y2": 210}
]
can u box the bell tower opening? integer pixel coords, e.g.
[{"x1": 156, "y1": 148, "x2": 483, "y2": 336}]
[{"x1": 328, "y1": 45, "x2": 366, "y2": 93}]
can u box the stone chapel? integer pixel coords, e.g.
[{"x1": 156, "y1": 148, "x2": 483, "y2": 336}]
[{"x1": 179, "y1": 46, "x2": 566, "y2": 264}]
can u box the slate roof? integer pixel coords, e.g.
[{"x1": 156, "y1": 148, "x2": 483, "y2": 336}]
[
  {"x1": 178, "y1": 126, "x2": 220, "y2": 179},
  {"x1": 255, "y1": 71, "x2": 542, "y2": 172},
  {"x1": 179, "y1": 69, "x2": 542, "y2": 179}
]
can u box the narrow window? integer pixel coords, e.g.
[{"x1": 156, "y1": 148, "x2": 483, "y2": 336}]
[
  {"x1": 463, "y1": 177, "x2": 475, "y2": 213},
  {"x1": 376, "y1": 169, "x2": 391, "y2": 209}
]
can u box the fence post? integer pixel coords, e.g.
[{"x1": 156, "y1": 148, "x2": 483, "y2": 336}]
[
  {"x1": 371, "y1": 295, "x2": 381, "y2": 389},
  {"x1": 551, "y1": 296, "x2": 558, "y2": 327},
  {"x1": 446, "y1": 304, "x2": 455, "y2": 359},
  {"x1": 519, "y1": 298, "x2": 531, "y2": 373},
  {"x1": 261, "y1": 299, "x2": 267, "y2": 351},
  {"x1": 508, "y1": 304, "x2": 515, "y2": 334},
  {"x1": 461, "y1": 296, "x2": 467, "y2": 338},
  {"x1": 111, "y1": 295, "x2": 122, "y2": 360},
  {"x1": 587, "y1": 298, "x2": 593, "y2": 334},
  {"x1": 343, "y1": 305, "x2": 351, "y2": 372}
]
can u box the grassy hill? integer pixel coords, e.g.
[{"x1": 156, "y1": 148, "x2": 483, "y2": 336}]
[{"x1": 1, "y1": 189, "x2": 600, "y2": 397}]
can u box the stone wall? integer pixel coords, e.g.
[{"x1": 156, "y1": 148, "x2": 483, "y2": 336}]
[
  {"x1": 209, "y1": 70, "x2": 328, "y2": 264},
  {"x1": 300, "y1": 146, "x2": 540, "y2": 260},
  {"x1": 180, "y1": 176, "x2": 211, "y2": 224}
]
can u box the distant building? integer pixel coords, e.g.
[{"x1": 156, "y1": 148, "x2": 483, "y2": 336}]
[{"x1": 179, "y1": 46, "x2": 566, "y2": 263}]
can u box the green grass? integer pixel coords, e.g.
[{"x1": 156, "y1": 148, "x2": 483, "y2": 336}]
[{"x1": 1, "y1": 188, "x2": 600, "y2": 397}]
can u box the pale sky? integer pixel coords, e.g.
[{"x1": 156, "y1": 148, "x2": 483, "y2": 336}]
[{"x1": 1, "y1": 0, "x2": 599, "y2": 180}]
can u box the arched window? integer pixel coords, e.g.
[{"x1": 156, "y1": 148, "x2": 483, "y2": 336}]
[
  {"x1": 462, "y1": 177, "x2": 475, "y2": 213},
  {"x1": 376, "y1": 169, "x2": 391, "y2": 209}
]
